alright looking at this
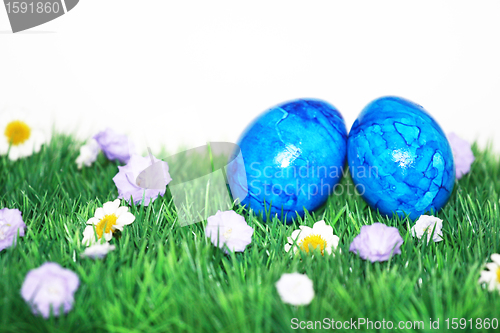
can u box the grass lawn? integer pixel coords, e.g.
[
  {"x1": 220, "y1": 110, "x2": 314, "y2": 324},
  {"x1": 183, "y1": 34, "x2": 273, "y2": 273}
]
[{"x1": 1, "y1": 134, "x2": 500, "y2": 333}]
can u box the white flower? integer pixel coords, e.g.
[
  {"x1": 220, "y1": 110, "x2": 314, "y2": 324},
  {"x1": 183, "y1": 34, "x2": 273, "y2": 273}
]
[
  {"x1": 478, "y1": 253, "x2": 500, "y2": 293},
  {"x1": 205, "y1": 210, "x2": 254, "y2": 253},
  {"x1": 82, "y1": 199, "x2": 135, "y2": 246},
  {"x1": 411, "y1": 215, "x2": 443, "y2": 243},
  {"x1": 275, "y1": 272, "x2": 315, "y2": 306},
  {"x1": 76, "y1": 138, "x2": 100, "y2": 169},
  {"x1": 284, "y1": 220, "x2": 340, "y2": 256},
  {"x1": 0, "y1": 107, "x2": 47, "y2": 160},
  {"x1": 81, "y1": 242, "x2": 116, "y2": 259}
]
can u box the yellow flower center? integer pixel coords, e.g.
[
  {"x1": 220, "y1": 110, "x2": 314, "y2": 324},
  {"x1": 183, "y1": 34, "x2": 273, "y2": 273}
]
[
  {"x1": 497, "y1": 267, "x2": 500, "y2": 284},
  {"x1": 300, "y1": 234, "x2": 327, "y2": 255},
  {"x1": 223, "y1": 228, "x2": 233, "y2": 239},
  {"x1": 4, "y1": 120, "x2": 31, "y2": 146},
  {"x1": 95, "y1": 214, "x2": 118, "y2": 239}
]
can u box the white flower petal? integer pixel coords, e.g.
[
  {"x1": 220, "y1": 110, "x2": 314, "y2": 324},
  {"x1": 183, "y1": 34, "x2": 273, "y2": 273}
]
[
  {"x1": 327, "y1": 235, "x2": 340, "y2": 248},
  {"x1": 296, "y1": 227, "x2": 312, "y2": 241},
  {"x1": 284, "y1": 244, "x2": 291, "y2": 253},
  {"x1": 112, "y1": 224, "x2": 124, "y2": 232},
  {"x1": 290, "y1": 229, "x2": 302, "y2": 242},
  {"x1": 312, "y1": 220, "x2": 325, "y2": 226},
  {"x1": 491, "y1": 253, "x2": 500, "y2": 266},
  {"x1": 82, "y1": 226, "x2": 97, "y2": 246},
  {"x1": 103, "y1": 200, "x2": 120, "y2": 215},
  {"x1": 94, "y1": 208, "x2": 105, "y2": 219},
  {"x1": 86, "y1": 217, "x2": 100, "y2": 226},
  {"x1": 115, "y1": 206, "x2": 129, "y2": 217},
  {"x1": 116, "y1": 212, "x2": 136, "y2": 226},
  {"x1": 479, "y1": 271, "x2": 493, "y2": 284},
  {"x1": 0, "y1": 136, "x2": 9, "y2": 153},
  {"x1": 488, "y1": 281, "x2": 499, "y2": 292},
  {"x1": 485, "y1": 263, "x2": 498, "y2": 272},
  {"x1": 313, "y1": 220, "x2": 333, "y2": 234},
  {"x1": 316, "y1": 224, "x2": 334, "y2": 237},
  {"x1": 8, "y1": 148, "x2": 20, "y2": 161}
]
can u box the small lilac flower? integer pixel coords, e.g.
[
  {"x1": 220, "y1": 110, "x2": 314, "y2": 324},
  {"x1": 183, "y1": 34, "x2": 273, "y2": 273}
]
[
  {"x1": 275, "y1": 272, "x2": 315, "y2": 306},
  {"x1": 81, "y1": 242, "x2": 116, "y2": 259},
  {"x1": 75, "y1": 138, "x2": 100, "y2": 169},
  {"x1": 0, "y1": 208, "x2": 26, "y2": 251},
  {"x1": 94, "y1": 128, "x2": 134, "y2": 163},
  {"x1": 205, "y1": 210, "x2": 254, "y2": 253},
  {"x1": 349, "y1": 222, "x2": 403, "y2": 262},
  {"x1": 112, "y1": 154, "x2": 172, "y2": 206},
  {"x1": 411, "y1": 215, "x2": 443, "y2": 243},
  {"x1": 448, "y1": 132, "x2": 475, "y2": 180},
  {"x1": 21, "y1": 262, "x2": 79, "y2": 319}
]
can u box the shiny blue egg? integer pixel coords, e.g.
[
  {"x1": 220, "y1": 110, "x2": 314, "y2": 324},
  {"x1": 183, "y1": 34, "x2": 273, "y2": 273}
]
[
  {"x1": 347, "y1": 96, "x2": 455, "y2": 220},
  {"x1": 229, "y1": 99, "x2": 347, "y2": 222}
]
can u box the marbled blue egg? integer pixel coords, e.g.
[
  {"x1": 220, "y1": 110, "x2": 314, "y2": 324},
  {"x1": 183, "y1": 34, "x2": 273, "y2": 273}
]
[
  {"x1": 347, "y1": 96, "x2": 455, "y2": 220},
  {"x1": 229, "y1": 99, "x2": 347, "y2": 222}
]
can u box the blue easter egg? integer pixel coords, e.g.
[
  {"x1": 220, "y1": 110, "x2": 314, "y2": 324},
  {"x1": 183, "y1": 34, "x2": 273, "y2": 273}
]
[
  {"x1": 347, "y1": 96, "x2": 455, "y2": 220},
  {"x1": 229, "y1": 99, "x2": 347, "y2": 222}
]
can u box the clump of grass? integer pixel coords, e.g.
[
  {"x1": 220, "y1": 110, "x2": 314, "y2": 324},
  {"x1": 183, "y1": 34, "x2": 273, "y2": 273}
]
[{"x1": 0, "y1": 135, "x2": 499, "y2": 333}]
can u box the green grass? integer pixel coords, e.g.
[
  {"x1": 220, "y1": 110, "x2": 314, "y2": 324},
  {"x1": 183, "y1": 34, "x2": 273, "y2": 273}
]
[{"x1": 1, "y1": 134, "x2": 500, "y2": 333}]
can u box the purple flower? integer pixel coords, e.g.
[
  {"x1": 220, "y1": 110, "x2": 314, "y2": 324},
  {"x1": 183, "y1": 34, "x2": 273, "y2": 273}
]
[
  {"x1": 349, "y1": 222, "x2": 403, "y2": 262},
  {"x1": 205, "y1": 210, "x2": 254, "y2": 253},
  {"x1": 0, "y1": 208, "x2": 26, "y2": 251},
  {"x1": 94, "y1": 128, "x2": 134, "y2": 163},
  {"x1": 447, "y1": 132, "x2": 475, "y2": 180},
  {"x1": 21, "y1": 262, "x2": 80, "y2": 319},
  {"x1": 113, "y1": 154, "x2": 172, "y2": 206}
]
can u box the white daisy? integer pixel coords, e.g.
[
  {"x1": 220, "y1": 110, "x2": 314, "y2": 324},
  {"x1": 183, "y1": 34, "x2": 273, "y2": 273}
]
[
  {"x1": 82, "y1": 199, "x2": 135, "y2": 246},
  {"x1": 411, "y1": 215, "x2": 443, "y2": 243},
  {"x1": 76, "y1": 138, "x2": 100, "y2": 169},
  {"x1": 0, "y1": 107, "x2": 47, "y2": 160},
  {"x1": 275, "y1": 272, "x2": 315, "y2": 306},
  {"x1": 478, "y1": 253, "x2": 500, "y2": 293},
  {"x1": 284, "y1": 220, "x2": 340, "y2": 256}
]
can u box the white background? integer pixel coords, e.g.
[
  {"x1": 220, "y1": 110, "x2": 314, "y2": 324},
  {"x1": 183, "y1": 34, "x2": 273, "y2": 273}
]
[{"x1": 1, "y1": 1, "x2": 499, "y2": 155}]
